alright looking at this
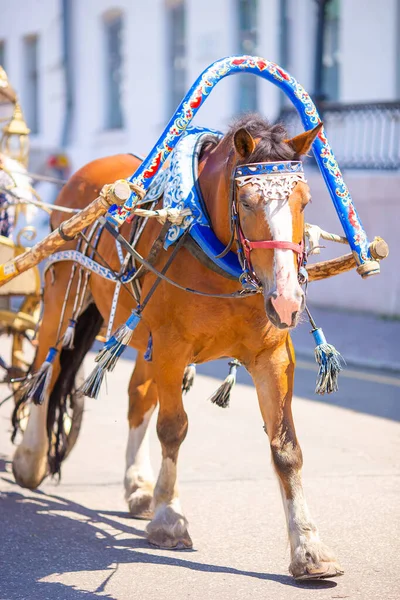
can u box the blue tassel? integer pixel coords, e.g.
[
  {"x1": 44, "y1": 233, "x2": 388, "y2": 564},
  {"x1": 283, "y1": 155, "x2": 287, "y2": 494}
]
[
  {"x1": 62, "y1": 319, "x2": 77, "y2": 349},
  {"x1": 20, "y1": 347, "x2": 58, "y2": 405},
  {"x1": 312, "y1": 328, "x2": 344, "y2": 395},
  {"x1": 144, "y1": 333, "x2": 153, "y2": 362},
  {"x1": 80, "y1": 310, "x2": 141, "y2": 399}
]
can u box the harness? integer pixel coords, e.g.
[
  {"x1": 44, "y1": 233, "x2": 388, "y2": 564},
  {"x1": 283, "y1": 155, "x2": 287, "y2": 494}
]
[{"x1": 46, "y1": 131, "x2": 309, "y2": 304}]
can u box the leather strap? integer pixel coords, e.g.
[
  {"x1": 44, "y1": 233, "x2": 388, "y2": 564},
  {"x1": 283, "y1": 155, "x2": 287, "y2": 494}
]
[
  {"x1": 184, "y1": 235, "x2": 238, "y2": 281},
  {"x1": 238, "y1": 226, "x2": 305, "y2": 275},
  {"x1": 241, "y1": 238, "x2": 303, "y2": 254}
]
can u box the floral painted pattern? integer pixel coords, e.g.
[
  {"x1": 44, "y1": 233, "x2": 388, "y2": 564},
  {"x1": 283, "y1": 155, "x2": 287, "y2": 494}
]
[
  {"x1": 162, "y1": 128, "x2": 221, "y2": 247},
  {"x1": 106, "y1": 55, "x2": 371, "y2": 266}
]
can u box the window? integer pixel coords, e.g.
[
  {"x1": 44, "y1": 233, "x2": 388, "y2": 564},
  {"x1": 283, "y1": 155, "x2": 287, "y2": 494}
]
[
  {"x1": 104, "y1": 12, "x2": 124, "y2": 129},
  {"x1": 323, "y1": 0, "x2": 340, "y2": 101},
  {"x1": 23, "y1": 35, "x2": 39, "y2": 134},
  {"x1": 167, "y1": 0, "x2": 186, "y2": 114},
  {"x1": 0, "y1": 40, "x2": 5, "y2": 69},
  {"x1": 237, "y1": 0, "x2": 258, "y2": 113}
]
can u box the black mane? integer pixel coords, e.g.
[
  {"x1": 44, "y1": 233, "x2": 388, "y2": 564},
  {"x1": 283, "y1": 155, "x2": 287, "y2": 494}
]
[{"x1": 228, "y1": 113, "x2": 298, "y2": 164}]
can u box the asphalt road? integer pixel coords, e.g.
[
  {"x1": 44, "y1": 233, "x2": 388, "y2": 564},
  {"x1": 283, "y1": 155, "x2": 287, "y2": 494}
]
[{"x1": 0, "y1": 351, "x2": 399, "y2": 600}]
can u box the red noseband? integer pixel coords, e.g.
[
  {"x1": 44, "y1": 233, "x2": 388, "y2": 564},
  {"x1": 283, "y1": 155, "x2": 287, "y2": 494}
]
[{"x1": 239, "y1": 227, "x2": 305, "y2": 269}]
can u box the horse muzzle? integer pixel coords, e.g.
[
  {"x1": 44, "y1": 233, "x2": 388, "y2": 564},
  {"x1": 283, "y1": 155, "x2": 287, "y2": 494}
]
[{"x1": 265, "y1": 289, "x2": 305, "y2": 329}]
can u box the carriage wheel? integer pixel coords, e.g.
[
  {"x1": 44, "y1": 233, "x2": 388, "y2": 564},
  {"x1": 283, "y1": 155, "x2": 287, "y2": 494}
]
[
  {"x1": 10, "y1": 294, "x2": 41, "y2": 384},
  {"x1": 10, "y1": 330, "x2": 35, "y2": 381},
  {"x1": 12, "y1": 365, "x2": 85, "y2": 472},
  {"x1": 59, "y1": 365, "x2": 85, "y2": 462},
  {"x1": 8, "y1": 294, "x2": 85, "y2": 464}
]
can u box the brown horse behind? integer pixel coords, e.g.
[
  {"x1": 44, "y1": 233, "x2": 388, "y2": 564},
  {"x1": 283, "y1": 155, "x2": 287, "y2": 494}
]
[{"x1": 12, "y1": 115, "x2": 342, "y2": 580}]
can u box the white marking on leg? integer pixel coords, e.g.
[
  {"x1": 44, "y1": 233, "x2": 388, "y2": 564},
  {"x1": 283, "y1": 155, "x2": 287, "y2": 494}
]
[
  {"x1": 152, "y1": 457, "x2": 185, "y2": 522},
  {"x1": 154, "y1": 456, "x2": 177, "y2": 503},
  {"x1": 279, "y1": 478, "x2": 320, "y2": 554},
  {"x1": 278, "y1": 477, "x2": 339, "y2": 576},
  {"x1": 19, "y1": 394, "x2": 49, "y2": 453},
  {"x1": 148, "y1": 458, "x2": 190, "y2": 546},
  {"x1": 13, "y1": 393, "x2": 50, "y2": 487},
  {"x1": 124, "y1": 406, "x2": 155, "y2": 498}
]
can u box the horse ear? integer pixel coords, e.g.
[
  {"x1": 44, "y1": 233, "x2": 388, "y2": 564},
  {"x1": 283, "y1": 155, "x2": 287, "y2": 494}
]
[
  {"x1": 234, "y1": 128, "x2": 256, "y2": 158},
  {"x1": 286, "y1": 122, "x2": 323, "y2": 156}
]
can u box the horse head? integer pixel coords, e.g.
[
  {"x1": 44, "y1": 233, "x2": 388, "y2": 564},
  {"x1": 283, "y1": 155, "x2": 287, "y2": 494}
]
[{"x1": 230, "y1": 119, "x2": 322, "y2": 329}]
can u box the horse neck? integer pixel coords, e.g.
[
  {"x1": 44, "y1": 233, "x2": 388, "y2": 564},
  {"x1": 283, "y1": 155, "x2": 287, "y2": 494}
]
[{"x1": 198, "y1": 138, "x2": 234, "y2": 247}]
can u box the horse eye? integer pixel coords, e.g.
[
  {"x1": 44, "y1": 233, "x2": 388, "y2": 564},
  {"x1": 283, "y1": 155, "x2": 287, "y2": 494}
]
[{"x1": 241, "y1": 200, "x2": 252, "y2": 210}]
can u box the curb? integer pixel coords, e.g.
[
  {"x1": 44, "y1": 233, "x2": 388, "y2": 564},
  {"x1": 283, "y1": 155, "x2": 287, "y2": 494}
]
[{"x1": 294, "y1": 347, "x2": 400, "y2": 376}]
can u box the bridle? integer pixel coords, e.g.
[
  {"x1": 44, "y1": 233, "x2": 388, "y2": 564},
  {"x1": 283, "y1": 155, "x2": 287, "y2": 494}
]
[
  {"x1": 99, "y1": 158, "x2": 310, "y2": 300},
  {"x1": 227, "y1": 160, "x2": 308, "y2": 291}
]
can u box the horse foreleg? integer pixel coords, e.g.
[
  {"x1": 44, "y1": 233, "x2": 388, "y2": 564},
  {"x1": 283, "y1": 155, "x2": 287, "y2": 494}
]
[
  {"x1": 125, "y1": 352, "x2": 158, "y2": 518},
  {"x1": 248, "y1": 337, "x2": 343, "y2": 580},
  {"x1": 146, "y1": 347, "x2": 192, "y2": 549}
]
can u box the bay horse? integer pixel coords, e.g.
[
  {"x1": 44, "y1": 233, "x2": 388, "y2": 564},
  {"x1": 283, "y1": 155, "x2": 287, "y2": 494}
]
[{"x1": 11, "y1": 115, "x2": 343, "y2": 580}]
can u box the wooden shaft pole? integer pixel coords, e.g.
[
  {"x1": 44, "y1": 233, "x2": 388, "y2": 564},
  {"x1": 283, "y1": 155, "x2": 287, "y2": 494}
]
[
  {"x1": 0, "y1": 180, "x2": 132, "y2": 286},
  {"x1": 307, "y1": 237, "x2": 389, "y2": 282}
]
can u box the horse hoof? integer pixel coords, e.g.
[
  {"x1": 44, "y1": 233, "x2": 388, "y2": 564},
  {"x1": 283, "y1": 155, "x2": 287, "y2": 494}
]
[
  {"x1": 147, "y1": 528, "x2": 193, "y2": 550},
  {"x1": 293, "y1": 561, "x2": 344, "y2": 581},
  {"x1": 147, "y1": 504, "x2": 193, "y2": 550},
  {"x1": 12, "y1": 446, "x2": 48, "y2": 490},
  {"x1": 127, "y1": 489, "x2": 154, "y2": 520}
]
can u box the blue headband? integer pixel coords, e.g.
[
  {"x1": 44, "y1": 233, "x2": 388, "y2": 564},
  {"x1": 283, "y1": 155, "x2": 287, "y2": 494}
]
[{"x1": 235, "y1": 161, "x2": 304, "y2": 178}]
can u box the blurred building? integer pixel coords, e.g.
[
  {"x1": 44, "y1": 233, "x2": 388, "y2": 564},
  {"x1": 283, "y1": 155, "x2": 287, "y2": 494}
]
[{"x1": 0, "y1": 0, "x2": 399, "y2": 315}]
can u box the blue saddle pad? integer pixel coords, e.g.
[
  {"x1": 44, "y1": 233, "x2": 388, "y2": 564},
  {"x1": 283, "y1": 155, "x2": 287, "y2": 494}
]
[{"x1": 144, "y1": 127, "x2": 243, "y2": 280}]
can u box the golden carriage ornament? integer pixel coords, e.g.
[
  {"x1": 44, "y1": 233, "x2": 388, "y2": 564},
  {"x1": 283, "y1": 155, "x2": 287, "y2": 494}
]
[
  {"x1": 0, "y1": 73, "x2": 40, "y2": 382},
  {"x1": 0, "y1": 102, "x2": 30, "y2": 167},
  {"x1": 0, "y1": 67, "x2": 84, "y2": 462}
]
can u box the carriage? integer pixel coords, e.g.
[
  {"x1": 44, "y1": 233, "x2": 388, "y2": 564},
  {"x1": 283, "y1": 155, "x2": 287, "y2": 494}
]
[
  {"x1": 0, "y1": 68, "x2": 84, "y2": 457},
  {"x1": 0, "y1": 68, "x2": 41, "y2": 384},
  {"x1": 0, "y1": 56, "x2": 389, "y2": 580}
]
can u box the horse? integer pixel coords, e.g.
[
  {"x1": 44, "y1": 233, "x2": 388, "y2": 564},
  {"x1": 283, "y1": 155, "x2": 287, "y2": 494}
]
[{"x1": 11, "y1": 114, "x2": 343, "y2": 580}]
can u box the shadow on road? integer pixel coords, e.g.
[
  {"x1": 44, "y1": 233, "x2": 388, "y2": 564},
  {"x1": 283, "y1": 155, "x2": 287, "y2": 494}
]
[{"x1": 0, "y1": 479, "x2": 337, "y2": 599}]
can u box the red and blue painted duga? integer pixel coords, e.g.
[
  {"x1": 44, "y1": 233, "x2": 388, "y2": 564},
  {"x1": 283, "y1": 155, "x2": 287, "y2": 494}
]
[{"x1": 106, "y1": 55, "x2": 377, "y2": 276}]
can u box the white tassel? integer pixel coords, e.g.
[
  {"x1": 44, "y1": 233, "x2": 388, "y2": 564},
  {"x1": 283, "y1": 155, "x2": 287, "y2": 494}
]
[
  {"x1": 62, "y1": 319, "x2": 77, "y2": 350},
  {"x1": 209, "y1": 360, "x2": 240, "y2": 408},
  {"x1": 79, "y1": 365, "x2": 106, "y2": 400},
  {"x1": 312, "y1": 328, "x2": 344, "y2": 394},
  {"x1": 81, "y1": 310, "x2": 141, "y2": 398},
  {"x1": 182, "y1": 363, "x2": 196, "y2": 394}
]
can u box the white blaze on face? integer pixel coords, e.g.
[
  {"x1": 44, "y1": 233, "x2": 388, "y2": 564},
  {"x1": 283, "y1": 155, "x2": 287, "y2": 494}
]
[
  {"x1": 264, "y1": 197, "x2": 303, "y2": 326},
  {"x1": 125, "y1": 406, "x2": 155, "y2": 497}
]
